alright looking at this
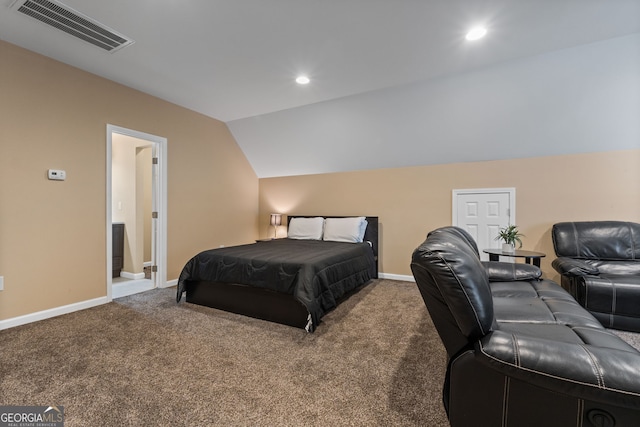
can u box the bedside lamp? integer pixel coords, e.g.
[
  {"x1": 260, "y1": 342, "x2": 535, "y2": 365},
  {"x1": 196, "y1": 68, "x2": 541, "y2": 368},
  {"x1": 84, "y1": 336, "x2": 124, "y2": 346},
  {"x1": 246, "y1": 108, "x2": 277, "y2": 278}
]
[{"x1": 270, "y1": 213, "x2": 282, "y2": 239}]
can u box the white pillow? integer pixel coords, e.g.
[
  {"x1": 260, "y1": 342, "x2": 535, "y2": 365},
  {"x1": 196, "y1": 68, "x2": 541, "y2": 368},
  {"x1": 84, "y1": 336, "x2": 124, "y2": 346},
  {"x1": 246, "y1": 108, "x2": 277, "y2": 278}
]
[
  {"x1": 323, "y1": 217, "x2": 368, "y2": 243},
  {"x1": 287, "y1": 217, "x2": 325, "y2": 240}
]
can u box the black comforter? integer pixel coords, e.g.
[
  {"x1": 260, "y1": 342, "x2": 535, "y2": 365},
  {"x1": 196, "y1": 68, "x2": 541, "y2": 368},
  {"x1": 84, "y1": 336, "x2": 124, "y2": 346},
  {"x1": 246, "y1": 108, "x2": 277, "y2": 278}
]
[{"x1": 176, "y1": 238, "x2": 376, "y2": 327}]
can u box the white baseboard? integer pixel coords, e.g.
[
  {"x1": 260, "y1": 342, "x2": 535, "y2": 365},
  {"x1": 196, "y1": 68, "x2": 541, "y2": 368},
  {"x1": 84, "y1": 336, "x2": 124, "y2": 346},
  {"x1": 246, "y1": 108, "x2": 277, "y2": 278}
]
[
  {"x1": 143, "y1": 261, "x2": 152, "y2": 267},
  {"x1": 0, "y1": 296, "x2": 109, "y2": 331},
  {"x1": 378, "y1": 272, "x2": 415, "y2": 282},
  {"x1": 120, "y1": 271, "x2": 146, "y2": 280},
  {"x1": 112, "y1": 279, "x2": 154, "y2": 299},
  {"x1": 162, "y1": 278, "x2": 178, "y2": 288}
]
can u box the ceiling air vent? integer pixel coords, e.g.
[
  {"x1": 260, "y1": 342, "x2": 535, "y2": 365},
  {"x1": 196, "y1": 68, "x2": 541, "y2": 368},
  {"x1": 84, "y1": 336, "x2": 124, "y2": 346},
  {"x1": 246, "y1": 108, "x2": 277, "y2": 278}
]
[{"x1": 11, "y1": 0, "x2": 134, "y2": 52}]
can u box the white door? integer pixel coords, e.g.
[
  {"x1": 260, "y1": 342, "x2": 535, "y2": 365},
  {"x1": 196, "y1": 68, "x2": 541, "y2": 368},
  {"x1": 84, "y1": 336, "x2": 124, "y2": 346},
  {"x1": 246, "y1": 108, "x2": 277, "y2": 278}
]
[{"x1": 453, "y1": 188, "x2": 515, "y2": 261}]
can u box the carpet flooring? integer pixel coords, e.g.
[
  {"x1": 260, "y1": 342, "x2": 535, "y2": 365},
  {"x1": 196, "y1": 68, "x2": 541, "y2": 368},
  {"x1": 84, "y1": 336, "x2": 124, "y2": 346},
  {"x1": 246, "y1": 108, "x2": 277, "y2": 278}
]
[
  {"x1": 0, "y1": 280, "x2": 449, "y2": 426},
  {"x1": 2, "y1": 279, "x2": 639, "y2": 426}
]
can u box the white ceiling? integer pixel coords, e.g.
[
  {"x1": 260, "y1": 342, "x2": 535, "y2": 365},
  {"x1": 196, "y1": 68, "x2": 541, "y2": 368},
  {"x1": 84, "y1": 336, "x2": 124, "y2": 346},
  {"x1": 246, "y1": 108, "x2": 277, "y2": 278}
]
[
  {"x1": 1, "y1": 0, "x2": 639, "y2": 122},
  {"x1": 2, "y1": 0, "x2": 640, "y2": 177}
]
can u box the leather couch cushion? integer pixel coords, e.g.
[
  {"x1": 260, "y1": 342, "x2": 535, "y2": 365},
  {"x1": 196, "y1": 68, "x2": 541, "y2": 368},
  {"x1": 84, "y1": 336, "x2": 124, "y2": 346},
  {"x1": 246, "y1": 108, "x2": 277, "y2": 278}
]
[
  {"x1": 477, "y1": 330, "x2": 640, "y2": 407},
  {"x1": 483, "y1": 261, "x2": 542, "y2": 281},
  {"x1": 571, "y1": 326, "x2": 639, "y2": 351},
  {"x1": 490, "y1": 279, "x2": 604, "y2": 329},
  {"x1": 552, "y1": 221, "x2": 640, "y2": 260},
  {"x1": 583, "y1": 275, "x2": 640, "y2": 317},
  {"x1": 494, "y1": 298, "x2": 558, "y2": 323},
  {"x1": 490, "y1": 279, "x2": 575, "y2": 301},
  {"x1": 590, "y1": 260, "x2": 640, "y2": 275},
  {"x1": 497, "y1": 323, "x2": 586, "y2": 345}
]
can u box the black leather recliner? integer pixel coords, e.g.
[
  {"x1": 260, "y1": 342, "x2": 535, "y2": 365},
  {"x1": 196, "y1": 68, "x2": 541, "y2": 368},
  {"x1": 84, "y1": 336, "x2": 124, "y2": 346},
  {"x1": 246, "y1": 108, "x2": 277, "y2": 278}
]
[
  {"x1": 552, "y1": 221, "x2": 640, "y2": 332},
  {"x1": 411, "y1": 226, "x2": 640, "y2": 427}
]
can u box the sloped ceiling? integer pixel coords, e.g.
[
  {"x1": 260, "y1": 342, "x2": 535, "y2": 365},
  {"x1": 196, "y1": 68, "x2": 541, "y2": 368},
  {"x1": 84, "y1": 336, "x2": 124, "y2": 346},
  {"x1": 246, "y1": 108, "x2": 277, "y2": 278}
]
[
  {"x1": 1, "y1": 0, "x2": 639, "y2": 177},
  {"x1": 229, "y1": 33, "x2": 640, "y2": 177}
]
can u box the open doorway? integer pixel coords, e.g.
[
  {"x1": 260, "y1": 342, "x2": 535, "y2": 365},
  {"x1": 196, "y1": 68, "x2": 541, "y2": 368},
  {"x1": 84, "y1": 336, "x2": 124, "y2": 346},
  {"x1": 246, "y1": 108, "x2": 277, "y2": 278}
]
[{"x1": 106, "y1": 125, "x2": 167, "y2": 300}]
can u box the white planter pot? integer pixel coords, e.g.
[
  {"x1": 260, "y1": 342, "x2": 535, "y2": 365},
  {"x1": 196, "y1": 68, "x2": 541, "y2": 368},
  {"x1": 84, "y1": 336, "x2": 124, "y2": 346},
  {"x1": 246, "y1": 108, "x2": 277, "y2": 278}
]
[{"x1": 502, "y1": 243, "x2": 515, "y2": 253}]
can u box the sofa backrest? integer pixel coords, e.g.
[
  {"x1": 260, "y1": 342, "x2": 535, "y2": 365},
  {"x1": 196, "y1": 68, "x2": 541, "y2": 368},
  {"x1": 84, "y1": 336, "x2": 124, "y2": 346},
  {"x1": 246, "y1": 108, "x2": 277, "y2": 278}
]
[
  {"x1": 411, "y1": 226, "x2": 493, "y2": 358},
  {"x1": 428, "y1": 225, "x2": 480, "y2": 255},
  {"x1": 552, "y1": 221, "x2": 640, "y2": 261}
]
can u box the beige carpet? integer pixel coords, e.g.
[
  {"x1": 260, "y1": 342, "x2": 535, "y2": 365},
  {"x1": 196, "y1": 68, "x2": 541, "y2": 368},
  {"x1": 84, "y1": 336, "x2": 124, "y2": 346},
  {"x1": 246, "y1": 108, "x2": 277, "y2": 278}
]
[
  {"x1": 0, "y1": 280, "x2": 450, "y2": 426},
  {"x1": 4, "y1": 280, "x2": 638, "y2": 426}
]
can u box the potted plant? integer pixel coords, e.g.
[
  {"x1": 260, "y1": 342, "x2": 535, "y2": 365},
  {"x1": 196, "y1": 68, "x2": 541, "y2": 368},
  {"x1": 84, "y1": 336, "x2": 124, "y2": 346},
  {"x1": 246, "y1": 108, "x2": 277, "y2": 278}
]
[{"x1": 495, "y1": 225, "x2": 524, "y2": 253}]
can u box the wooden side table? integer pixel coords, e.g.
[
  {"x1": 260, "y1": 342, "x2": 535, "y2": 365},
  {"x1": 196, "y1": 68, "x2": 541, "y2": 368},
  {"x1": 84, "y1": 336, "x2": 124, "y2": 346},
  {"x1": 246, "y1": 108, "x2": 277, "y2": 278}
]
[{"x1": 482, "y1": 248, "x2": 546, "y2": 267}]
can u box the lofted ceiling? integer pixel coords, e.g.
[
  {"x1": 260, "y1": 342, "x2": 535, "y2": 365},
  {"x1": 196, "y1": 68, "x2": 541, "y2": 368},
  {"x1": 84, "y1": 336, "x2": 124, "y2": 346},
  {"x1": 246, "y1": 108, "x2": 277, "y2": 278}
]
[{"x1": 2, "y1": 0, "x2": 640, "y2": 177}]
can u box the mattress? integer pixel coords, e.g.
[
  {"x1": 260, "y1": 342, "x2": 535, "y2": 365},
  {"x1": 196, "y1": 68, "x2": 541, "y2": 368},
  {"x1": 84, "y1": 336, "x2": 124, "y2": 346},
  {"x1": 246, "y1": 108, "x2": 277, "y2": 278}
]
[{"x1": 176, "y1": 238, "x2": 376, "y2": 327}]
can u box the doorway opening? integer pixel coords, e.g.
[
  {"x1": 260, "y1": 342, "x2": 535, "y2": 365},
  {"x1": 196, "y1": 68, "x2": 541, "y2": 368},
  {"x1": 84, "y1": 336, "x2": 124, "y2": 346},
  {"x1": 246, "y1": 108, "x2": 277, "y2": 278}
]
[{"x1": 106, "y1": 125, "x2": 167, "y2": 300}]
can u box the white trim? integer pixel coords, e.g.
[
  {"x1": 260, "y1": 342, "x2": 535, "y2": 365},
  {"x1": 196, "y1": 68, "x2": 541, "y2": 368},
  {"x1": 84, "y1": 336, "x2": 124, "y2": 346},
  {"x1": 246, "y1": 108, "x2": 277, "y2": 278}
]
[
  {"x1": 107, "y1": 124, "x2": 168, "y2": 302},
  {"x1": 143, "y1": 261, "x2": 152, "y2": 267},
  {"x1": 451, "y1": 187, "x2": 516, "y2": 226},
  {"x1": 163, "y1": 278, "x2": 179, "y2": 288},
  {"x1": 112, "y1": 279, "x2": 154, "y2": 299},
  {"x1": 379, "y1": 273, "x2": 415, "y2": 282},
  {"x1": 0, "y1": 297, "x2": 108, "y2": 330},
  {"x1": 119, "y1": 271, "x2": 146, "y2": 280}
]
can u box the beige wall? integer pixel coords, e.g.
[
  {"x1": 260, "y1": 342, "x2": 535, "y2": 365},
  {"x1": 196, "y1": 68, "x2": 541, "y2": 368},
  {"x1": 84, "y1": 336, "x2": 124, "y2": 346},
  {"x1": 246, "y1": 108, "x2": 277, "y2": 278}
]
[
  {"x1": 259, "y1": 149, "x2": 640, "y2": 280},
  {"x1": 0, "y1": 41, "x2": 258, "y2": 320},
  {"x1": 1, "y1": 39, "x2": 637, "y2": 323}
]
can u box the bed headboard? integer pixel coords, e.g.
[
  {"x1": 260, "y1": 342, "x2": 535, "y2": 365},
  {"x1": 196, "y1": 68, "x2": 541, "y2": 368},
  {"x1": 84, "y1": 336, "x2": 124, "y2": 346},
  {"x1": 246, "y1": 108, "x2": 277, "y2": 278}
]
[{"x1": 287, "y1": 215, "x2": 379, "y2": 277}]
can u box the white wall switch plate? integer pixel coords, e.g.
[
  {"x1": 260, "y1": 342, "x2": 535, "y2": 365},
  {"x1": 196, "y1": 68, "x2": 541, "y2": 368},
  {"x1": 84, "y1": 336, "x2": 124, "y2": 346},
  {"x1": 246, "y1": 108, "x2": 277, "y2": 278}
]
[
  {"x1": 48, "y1": 169, "x2": 66, "y2": 180},
  {"x1": 0, "y1": 276, "x2": 4, "y2": 291}
]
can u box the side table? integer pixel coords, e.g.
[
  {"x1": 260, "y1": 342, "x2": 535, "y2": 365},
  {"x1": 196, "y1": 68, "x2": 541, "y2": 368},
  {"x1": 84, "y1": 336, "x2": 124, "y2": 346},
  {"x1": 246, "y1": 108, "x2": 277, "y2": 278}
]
[{"x1": 482, "y1": 248, "x2": 546, "y2": 267}]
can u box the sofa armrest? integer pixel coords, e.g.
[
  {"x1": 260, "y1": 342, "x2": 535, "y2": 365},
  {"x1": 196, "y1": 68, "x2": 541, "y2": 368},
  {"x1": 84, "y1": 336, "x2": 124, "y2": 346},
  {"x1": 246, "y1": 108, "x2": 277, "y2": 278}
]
[
  {"x1": 552, "y1": 257, "x2": 599, "y2": 277},
  {"x1": 482, "y1": 261, "x2": 541, "y2": 282},
  {"x1": 476, "y1": 330, "x2": 640, "y2": 408}
]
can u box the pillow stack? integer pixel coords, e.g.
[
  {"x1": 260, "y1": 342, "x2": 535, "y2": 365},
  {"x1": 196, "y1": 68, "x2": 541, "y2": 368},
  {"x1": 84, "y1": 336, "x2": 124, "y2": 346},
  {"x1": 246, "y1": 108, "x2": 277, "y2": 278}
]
[{"x1": 287, "y1": 216, "x2": 368, "y2": 243}]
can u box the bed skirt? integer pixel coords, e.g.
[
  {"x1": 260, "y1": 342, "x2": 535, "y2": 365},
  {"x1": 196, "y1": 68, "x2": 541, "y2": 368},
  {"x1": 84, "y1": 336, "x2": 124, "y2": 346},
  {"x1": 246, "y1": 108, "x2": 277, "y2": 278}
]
[{"x1": 186, "y1": 280, "x2": 312, "y2": 330}]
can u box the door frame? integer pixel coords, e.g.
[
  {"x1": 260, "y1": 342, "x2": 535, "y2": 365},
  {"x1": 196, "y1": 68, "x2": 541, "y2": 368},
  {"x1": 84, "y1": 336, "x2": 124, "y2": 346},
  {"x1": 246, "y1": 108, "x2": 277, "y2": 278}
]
[{"x1": 106, "y1": 124, "x2": 168, "y2": 300}]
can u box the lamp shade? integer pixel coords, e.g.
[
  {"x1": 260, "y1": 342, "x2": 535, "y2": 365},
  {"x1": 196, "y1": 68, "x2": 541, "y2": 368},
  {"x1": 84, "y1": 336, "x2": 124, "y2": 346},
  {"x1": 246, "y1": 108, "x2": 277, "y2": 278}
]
[{"x1": 270, "y1": 213, "x2": 282, "y2": 227}]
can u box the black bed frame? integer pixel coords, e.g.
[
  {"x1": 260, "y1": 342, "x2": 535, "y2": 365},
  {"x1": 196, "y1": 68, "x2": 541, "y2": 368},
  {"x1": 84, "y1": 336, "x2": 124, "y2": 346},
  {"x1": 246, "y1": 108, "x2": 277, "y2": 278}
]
[{"x1": 185, "y1": 216, "x2": 379, "y2": 329}]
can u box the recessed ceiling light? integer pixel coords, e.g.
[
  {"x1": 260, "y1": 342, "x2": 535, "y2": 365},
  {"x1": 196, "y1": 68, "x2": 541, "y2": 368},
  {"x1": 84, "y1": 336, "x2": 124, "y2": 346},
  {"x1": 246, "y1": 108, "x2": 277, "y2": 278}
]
[
  {"x1": 296, "y1": 76, "x2": 310, "y2": 85},
  {"x1": 465, "y1": 26, "x2": 487, "y2": 41}
]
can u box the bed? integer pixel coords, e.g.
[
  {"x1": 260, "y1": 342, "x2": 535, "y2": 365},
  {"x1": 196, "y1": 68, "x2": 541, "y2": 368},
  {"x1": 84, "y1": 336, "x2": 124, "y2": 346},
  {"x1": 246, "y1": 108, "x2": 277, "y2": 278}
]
[{"x1": 176, "y1": 216, "x2": 378, "y2": 331}]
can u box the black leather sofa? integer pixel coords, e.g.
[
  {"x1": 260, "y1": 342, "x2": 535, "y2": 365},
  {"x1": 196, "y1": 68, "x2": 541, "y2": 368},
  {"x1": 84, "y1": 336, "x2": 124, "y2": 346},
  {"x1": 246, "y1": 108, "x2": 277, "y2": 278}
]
[
  {"x1": 552, "y1": 221, "x2": 640, "y2": 332},
  {"x1": 411, "y1": 226, "x2": 640, "y2": 427}
]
